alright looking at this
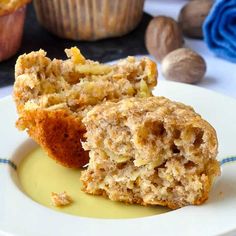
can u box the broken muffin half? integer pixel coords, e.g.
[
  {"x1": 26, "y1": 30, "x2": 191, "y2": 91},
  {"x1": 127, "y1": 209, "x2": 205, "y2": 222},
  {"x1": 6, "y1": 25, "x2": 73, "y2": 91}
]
[
  {"x1": 81, "y1": 97, "x2": 220, "y2": 209},
  {"x1": 13, "y1": 47, "x2": 157, "y2": 168}
]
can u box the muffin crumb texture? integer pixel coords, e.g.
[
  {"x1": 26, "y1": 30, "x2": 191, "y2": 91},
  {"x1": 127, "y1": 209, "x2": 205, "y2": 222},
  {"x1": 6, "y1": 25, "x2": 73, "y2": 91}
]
[
  {"x1": 81, "y1": 97, "x2": 220, "y2": 209},
  {"x1": 51, "y1": 191, "x2": 73, "y2": 207},
  {"x1": 13, "y1": 47, "x2": 157, "y2": 168}
]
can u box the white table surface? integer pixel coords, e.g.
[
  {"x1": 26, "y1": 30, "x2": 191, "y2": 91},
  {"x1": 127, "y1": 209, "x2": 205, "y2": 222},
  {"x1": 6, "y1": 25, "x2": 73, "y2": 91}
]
[{"x1": 0, "y1": 0, "x2": 235, "y2": 99}]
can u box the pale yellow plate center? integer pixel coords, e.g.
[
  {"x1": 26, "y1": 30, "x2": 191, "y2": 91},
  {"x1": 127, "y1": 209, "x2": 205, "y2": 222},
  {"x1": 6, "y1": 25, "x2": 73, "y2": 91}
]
[{"x1": 18, "y1": 147, "x2": 170, "y2": 219}]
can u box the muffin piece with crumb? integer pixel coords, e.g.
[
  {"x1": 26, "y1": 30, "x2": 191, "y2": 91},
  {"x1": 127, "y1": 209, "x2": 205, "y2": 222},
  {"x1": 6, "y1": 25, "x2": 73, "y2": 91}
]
[
  {"x1": 13, "y1": 47, "x2": 157, "y2": 168},
  {"x1": 81, "y1": 97, "x2": 220, "y2": 209}
]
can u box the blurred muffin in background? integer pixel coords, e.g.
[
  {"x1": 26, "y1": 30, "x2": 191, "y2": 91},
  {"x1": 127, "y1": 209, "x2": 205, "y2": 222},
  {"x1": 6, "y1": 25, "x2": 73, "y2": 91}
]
[
  {"x1": 0, "y1": 0, "x2": 30, "y2": 62},
  {"x1": 33, "y1": 0, "x2": 145, "y2": 41}
]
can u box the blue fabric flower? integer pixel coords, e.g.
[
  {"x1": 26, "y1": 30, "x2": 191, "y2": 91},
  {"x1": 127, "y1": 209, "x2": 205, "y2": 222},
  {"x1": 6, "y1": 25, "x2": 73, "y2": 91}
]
[{"x1": 203, "y1": 0, "x2": 236, "y2": 63}]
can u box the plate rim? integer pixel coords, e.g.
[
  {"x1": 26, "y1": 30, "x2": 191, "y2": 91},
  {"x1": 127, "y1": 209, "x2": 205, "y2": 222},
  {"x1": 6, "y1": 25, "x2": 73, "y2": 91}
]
[{"x1": 1, "y1": 80, "x2": 236, "y2": 236}]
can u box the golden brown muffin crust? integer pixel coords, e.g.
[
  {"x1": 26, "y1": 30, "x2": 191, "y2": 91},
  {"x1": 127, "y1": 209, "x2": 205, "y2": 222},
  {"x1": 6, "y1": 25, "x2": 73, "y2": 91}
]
[
  {"x1": 17, "y1": 108, "x2": 89, "y2": 168},
  {"x1": 0, "y1": 0, "x2": 31, "y2": 16}
]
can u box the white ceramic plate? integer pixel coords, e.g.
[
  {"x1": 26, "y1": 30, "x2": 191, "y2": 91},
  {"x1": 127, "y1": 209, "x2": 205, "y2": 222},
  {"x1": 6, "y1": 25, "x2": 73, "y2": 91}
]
[{"x1": 1, "y1": 81, "x2": 236, "y2": 236}]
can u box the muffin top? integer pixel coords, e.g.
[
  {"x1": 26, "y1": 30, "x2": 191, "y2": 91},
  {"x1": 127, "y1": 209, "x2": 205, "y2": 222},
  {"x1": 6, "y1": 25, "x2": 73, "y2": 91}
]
[{"x1": 0, "y1": 0, "x2": 31, "y2": 16}]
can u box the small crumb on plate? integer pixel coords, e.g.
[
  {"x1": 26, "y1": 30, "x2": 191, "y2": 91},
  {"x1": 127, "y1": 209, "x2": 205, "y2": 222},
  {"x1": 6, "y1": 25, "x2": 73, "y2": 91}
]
[{"x1": 51, "y1": 191, "x2": 73, "y2": 207}]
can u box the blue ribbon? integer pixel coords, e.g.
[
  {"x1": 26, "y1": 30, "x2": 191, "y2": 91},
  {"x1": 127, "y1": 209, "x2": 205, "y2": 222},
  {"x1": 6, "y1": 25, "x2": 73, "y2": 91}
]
[{"x1": 203, "y1": 0, "x2": 236, "y2": 63}]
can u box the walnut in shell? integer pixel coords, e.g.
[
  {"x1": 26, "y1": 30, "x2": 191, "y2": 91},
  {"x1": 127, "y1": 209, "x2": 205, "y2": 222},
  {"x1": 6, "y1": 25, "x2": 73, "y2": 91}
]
[
  {"x1": 178, "y1": 0, "x2": 213, "y2": 38},
  {"x1": 161, "y1": 48, "x2": 206, "y2": 84},
  {"x1": 145, "y1": 16, "x2": 183, "y2": 62}
]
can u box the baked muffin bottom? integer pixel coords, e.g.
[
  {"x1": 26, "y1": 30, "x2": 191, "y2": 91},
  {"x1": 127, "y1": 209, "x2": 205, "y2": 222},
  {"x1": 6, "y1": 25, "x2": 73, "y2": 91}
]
[
  {"x1": 81, "y1": 97, "x2": 220, "y2": 209},
  {"x1": 14, "y1": 47, "x2": 157, "y2": 168}
]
